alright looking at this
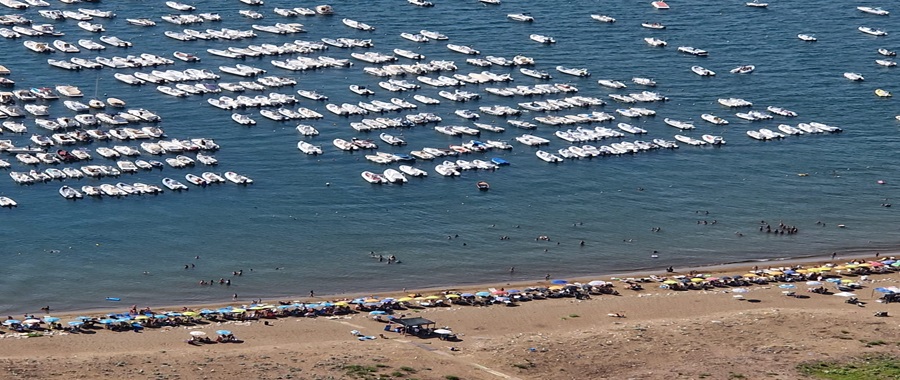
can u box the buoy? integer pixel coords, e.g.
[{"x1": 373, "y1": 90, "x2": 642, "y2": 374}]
[
  {"x1": 838, "y1": 224, "x2": 846, "y2": 228},
  {"x1": 877, "y1": 180, "x2": 886, "y2": 184}
]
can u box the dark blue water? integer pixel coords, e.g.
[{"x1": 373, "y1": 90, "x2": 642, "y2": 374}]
[{"x1": 0, "y1": 0, "x2": 898, "y2": 313}]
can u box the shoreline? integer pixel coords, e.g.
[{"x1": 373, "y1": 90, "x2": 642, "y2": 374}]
[{"x1": 28, "y1": 249, "x2": 889, "y2": 319}]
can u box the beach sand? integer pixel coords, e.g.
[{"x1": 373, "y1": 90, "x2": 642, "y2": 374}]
[{"x1": 3, "y1": 260, "x2": 900, "y2": 379}]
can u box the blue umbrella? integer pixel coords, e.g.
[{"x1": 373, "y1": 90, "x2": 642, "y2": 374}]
[
  {"x1": 475, "y1": 291, "x2": 491, "y2": 297},
  {"x1": 369, "y1": 310, "x2": 387, "y2": 315},
  {"x1": 882, "y1": 260, "x2": 896, "y2": 265},
  {"x1": 98, "y1": 319, "x2": 116, "y2": 325},
  {"x1": 507, "y1": 289, "x2": 521, "y2": 293},
  {"x1": 153, "y1": 315, "x2": 168, "y2": 319},
  {"x1": 43, "y1": 317, "x2": 60, "y2": 323},
  {"x1": 115, "y1": 318, "x2": 132, "y2": 323},
  {"x1": 382, "y1": 298, "x2": 395, "y2": 302},
  {"x1": 494, "y1": 296, "x2": 510, "y2": 302},
  {"x1": 277, "y1": 305, "x2": 293, "y2": 309},
  {"x1": 826, "y1": 278, "x2": 843, "y2": 283},
  {"x1": 67, "y1": 321, "x2": 83, "y2": 326},
  {"x1": 2, "y1": 319, "x2": 20, "y2": 325},
  {"x1": 166, "y1": 312, "x2": 182, "y2": 317},
  {"x1": 350, "y1": 298, "x2": 365, "y2": 304},
  {"x1": 320, "y1": 302, "x2": 334, "y2": 307},
  {"x1": 76, "y1": 316, "x2": 92, "y2": 321},
  {"x1": 875, "y1": 287, "x2": 895, "y2": 294},
  {"x1": 460, "y1": 293, "x2": 474, "y2": 297},
  {"x1": 216, "y1": 330, "x2": 232, "y2": 335},
  {"x1": 200, "y1": 309, "x2": 216, "y2": 314},
  {"x1": 778, "y1": 284, "x2": 796, "y2": 289},
  {"x1": 217, "y1": 308, "x2": 233, "y2": 313},
  {"x1": 550, "y1": 279, "x2": 568, "y2": 285}
]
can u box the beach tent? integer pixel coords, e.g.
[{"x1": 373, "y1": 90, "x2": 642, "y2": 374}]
[{"x1": 392, "y1": 317, "x2": 436, "y2": 336}]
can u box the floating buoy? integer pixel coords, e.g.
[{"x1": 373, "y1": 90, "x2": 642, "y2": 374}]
[
  {"x1": 877, "y1": 180, "x2": 886, "y2": 184},
  {"x1": 798, "y1": 173, "x2": 809, "y2": 177},
  {"x1": 837, "y1": 224, "x2": 846, "y2": 228}
]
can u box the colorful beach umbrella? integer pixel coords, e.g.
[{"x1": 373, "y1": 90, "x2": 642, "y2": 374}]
[
  {"x1": 216, "y1": 330, "x2": 232, "y2": 335},
  {"x1": 475, "y1": 291, "x2": 491, "y2": 297},
  {"x1": 397, "y1": 297, "x2": 413, "y2": 302},
  {"x1": 183, "y1": 311, "x2": 199, "y2": 317},
  {"x1": 189, "y1": 331, "x2": 206, "y2": 337},
  {"x1": 806, "y1": 281, "x2": 823, "y2": 286},
  {"x1": 67, "y1": 321, "x2": 83, "y2": 326},
  {"x1": 548, "y1": 285, "x2": 564, "y2": 290},
  {"x1": 460, "y1": 293, "x2": 474, "y2": 297},
  {"x1": 550, "y1": 279, "x2": 568, "y2": 285},
  {"x1": 778, "y1": 284, "x2": 796, "y2": 289},
  {"x1": 662, "y1": 280, "x2": 679, "y2": 285},
  {"x1": 334, "y1": 301, "x2": 349, "y2": 306},
  {"x1": 424, "y1": 295, "x2": 441, "y2": 300},
  {"x1": 42, "y1": 317, "x2": 60, "y2": 323},
  {"x1": 98, "y1": 319, "x2": 116, "y2": 325},
  {"x1": 230, "y1": 308, "x2": 246, "y2": 313},
  {"x1": 133, "y1": 315, "x2": 149, "y2": 320},
  {"x1": 369, "y1": 311, "x2": 387, "y2": 315},
  {"x1": 690, "y1": 278, "x2": 705, "y2": 283}
]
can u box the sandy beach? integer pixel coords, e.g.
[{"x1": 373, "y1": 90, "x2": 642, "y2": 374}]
[{"x1": 2, "y1": 256, "x2": 900, "y2": 379}]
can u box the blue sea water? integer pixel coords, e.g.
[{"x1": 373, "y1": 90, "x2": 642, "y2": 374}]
[{"x1": 0, "y1": 0, "x2": 898, "y2": 314}]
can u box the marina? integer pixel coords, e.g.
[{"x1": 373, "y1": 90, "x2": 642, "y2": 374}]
[{"x1": 0, "y1": 0, "x2": 896, "y2": 313}]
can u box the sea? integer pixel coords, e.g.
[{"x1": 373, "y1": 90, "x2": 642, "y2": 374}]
[{"x1": 0, "y1": 0, "x2": 898, "y2": 314}]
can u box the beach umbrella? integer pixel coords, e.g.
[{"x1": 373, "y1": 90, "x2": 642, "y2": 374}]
[
  {"x1": 825, "y1": 278, "x2": 843, "y2": 284},
  {"x1": 217, "y1": 307, "x2": 233, "y2": 313},
  {"x1": 200, "y1": 309, "x2": 216, "y2": 314},
  {"x1": 153, "y1": 315, "x2": 168, "y2": 319},
  {"x1": 766, "y1": 271, "x2": 784, "y2": 276},
  {"x1": 216, "y1": 330, "x2": 232, "y2": 335},
  {"x1": 494, "y1": 296, "x2": 510, "y2": 302},
  {"x1": 857, "y1": 263, "x2": 871, "y2": 268},
  {"x1": 492, "y1": 290, "x2": 508, "y2": 295},
  {"x1": 881, "y1": 260, "x2": 895, "y2": 265},
  {"x1": 705, "y1": 277, "x2": 719, "y2": 282},
  {"x1": 166, "y1": 312, "x2": 183, "y2": 317},
  {"x1": 189, "y1": 331, "x2": 207, "y2": 337},
  {"x1": 841, "y1": 279, "x2": 854, "y2": 284},
  {"x1": 67, "y1": 321, "x2": 83, "y2": 326},
  {"x1": 868, "y1": 262, "x2": 884, "y2": 267},
  {"x1": 434, "y1": 328, "x2": 453, "y2": 335},
  {"x1": 42, "y1": 317, "x2": 60, "y2": 323},
  {"x1": 424, "y1": 295, "x2": 441, "y2": 300},
  {"x1": 334, "y1": 301, "x2": 349, "y2": 306},
  {"x1": 230, "y1": 308, "x2": 246, "y2": 313},
  {"x1": 369, "y1": 311, "x2": 387, "y2": 315},
  {"x1": 743, "y1": 273, "x2": 758, "y2": 278},
  {"x1": 320, "y1": 302, "x2": 334, "y2": 307},
  {"x1": 507, "y1": 289, "x2": 521, "y2": 293},
  {"x1": 445, "y1": 294, "x2": 460, "y2": 298},
  {"x1": 550, "y1": 279, "x2": 568, "y2": 285},
  {"x1": 662, "y1": 280, "x2": 679, "y2": 285},
  {"x1": 806, "y1": 281, "x2": 823, "y2": 286},
  {"x1": 350, "y1": 298, "x2": 365, "y2": 304},
  {"x1": 833, "y1": 292, "x2": 857, "y2": 297},
  {"x1": 76, "y1": 316, "x2": 92, "y2": 321},
  {"x1": 276, "y1": 305, "x2": 293, "y2": 310},
  {"x1": 778, "y1": 284, "x2": 796, "y2": 289},
  {"x1": 874, "y1": 288, "x2": 895, "y2": 294},
  {"x1": 794, "y1": 269, "x2": 809, "y2": 274},
  {"x1": 690, "y1": 278, "x2": 705, "y2": 283},
  {"x1": 475, "y1": 291, "x2": 491, "y2": 297},
  {"x1": 23, "y1": 319, "x2": 41, "y2": 325},
  {"x1": 892, "y1": 262, "x2": 900, "y2": 267},
  {"x1": 98, "y1": 319, "x2": 116, "y2": 325},
  {"x1": 364, "y1": 298, "x2": 380, "y2": 303},
  {"x1": 396, "y1": 297, "x2": 414, "y2": 302},
  {"x1": 732, "y1": 288, "x2": 750, "y2": 293},
  {"x1": 133, "y1": 315, "x2": 149, "y2": 320},
  {"x1": 115, "y1": 318, "x2": 131, "y2": 323},
  {"x1": 183, "y1": 311, "x2": 199, "y2": 317},
  {"x1": 382, "y1": 298, "x2": 395, "y2": 302},
  {"x1": 588, "y1": 280, "x2": 605, "y2": 286},
  {"x1": 3, "y1": 319, "x2": 20, "y2": 325},
  {"x1": 248, "y1": 306, "x2": 267, "y2": 311},
  {"x1": 548, "y1": 285, "x2": 564, "y2": 290},
  {"x1": 460, "y1": 293, "x2": 474, "y2": 298}
]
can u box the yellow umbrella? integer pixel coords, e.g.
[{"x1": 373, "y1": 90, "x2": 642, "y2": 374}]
[
  {"x1": 445, "y1": 294, "x2": 460, "y2": 298},
  {"x1": 767, "y1": 271, "x2": 784, "y2": 276},
  {"x1": 424, "y1": 295, "x2": 441, "y2": 300},
  {"x1": 795, "y1": 269, "x2": 809, "y2": 274},
  {"x1": 230, "y1": 308, "x2": 246, "y2": 313},
  {"x1": 841, "y1": 279, "x2": 854, "y2": 283},
  {"x1": 364, "y1": 298, "x2": 380, "y2": 303},
  {"x1": 690, "y1": 278, "x2": 705, "y2": 283},
  {"x1": 334, "y1": 301, "x2": 349, "y2": 306},
  {"x1": 397, "y1": 297, "x2": 413, "y2": 302},
  {"x1": 816, "y1": 267, "x2": 833, "y2": 271},
  {"x1": 833, "y1": 266, "x2": 846, "y2": 270},
  {"x1": 857, "y1": 263, "x2": 871, "y2": 268},
  {"x1": 663, "y1": 280, "x2": 679, "y2": 285},
  {"x1": 548, "y1": 285, "x2": 564, "y2": 290},
  {"x1": 743, "y1": 273, "x2": 758, "y2": 277},
  {"x1": 133, "y1": 315, "x2": 149, "y2": 320},
  {"x1": 248, "y1": 306, "x2": 267, "y2": 311},
  {"x1": 183, "y1": 311, "x2": 199, "y2": 317}
]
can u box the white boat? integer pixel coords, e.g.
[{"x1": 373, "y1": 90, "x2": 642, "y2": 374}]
[
  {"x1": 632, "y1": 77, "x2": 656, "y2": 86},
  {"x1": 379, "y1": 132, "x2": 406, "y2": 146},
  {"x1": 342, "y1": 18, "x2": 375, "y2": 31},
  {"x1": 701, "y1": 134, "x2": 726, "y2": 145},
  {"x1": 677, "y1": 46, "x2": 708, "y2": 56},
  {"x1": 777, "y1": 124, "x2": 804, "y2": 135},
  {"x1": 77, "y1": 39, "x2": 105, "y2": 50},
  {"x1": 644, "y1": 37, "x2": 667, "y2": 47},
  {"x1": 99, "y1": 35, "x2": 132, "y2": 47},
  {"x1": 878, "y1": 48, "x2": 896, "y2": 56},
  {"x1": 173, "y1": 51, "x2": 200, "y2": 62},
  {"x1": 843, "y1": 72, "x2": 865, "y2": 81},
  {"x1": 231, "y1": 113, "x2": 255, "y2": 125},
  {"x1": 718, "y1": 98, "x2": 753, "y2": 107},
  {"x1": 166, "y1": 1, "x2": 195, "y2": 11},
  {"x1": 858, "y1": 6, "x2": 889, "y2": 16},
  {"x1": 536, "y1": 150, "x2": 563, "y2": 163},
  {"x1": 730, "y1": 65, "x2": 755, "y2": 74},
  {"x1": 383, "y1": 168, "x2": 407, "y2": 183},
  {"x1": 691, "y1": 66, "x2": 715, "y2": 76},
  {"x1": 746, "y1": 1, "x2": 768, "y2": 7},
  {"x1": 529, "y1": 34, "x2": 556, "y2": 44},
  {"x1": 641, "y1": 22, "x2": 665, "y2": 29},
  {"x1": 447, "y1": 44, "x2": 479, "y2": 55},
  {"x1": 664, "y1": 118, "x2": 695, "y2": 130},
  {"x1": 598, "y1": 79, "x2": 626, "y2": 89},
  {"x1": 797, "y1": 34, "x2": 817, "y2": 42},
  {"x1": 507, "y1": 13, "x2": 534, "y2": 22},
  {"x1": 398, "y1": 165, "x2": 427, "y2": 177},
  {"x1": 162, "y1": 177, "x2": 188, "y2": 191},
  {"x1": 651, "y1": 1, "x2": 670, "y2": 9},
  {"x1": 53, "y1": 40, "x2": 79, "y2": 53},
  {"x1": 297, "y1": 141, "x2": 322, "y2": 155},
  {"x1": 224, "y1": 171, "x2": 253, "y2": 184},
  {"x1": 591, "y1": 14, "x2": 616, "y2": 23},
  {"x1": 361, "y1": 171, "x2": 385, "y2": 184},
  {"x1": 876, "y1": 59, "x2": 897, "y2": 67},
  {"x1": 556, "y1": 66, "x2": 590, "y2": 77},
  {"x1": 24, "y1": 40, "x2": 54, "y2": 53},
  {"x1": 77, "y1": 21, "x2": 104, "y2": 33},
  {"x1": 408, "y1": 0, "x2": 434, "y2": 7},
  {"x1": 766, "y1": 106, "x2": 798, "y2": 117},
  {"x1": 419, "y1": 30, "x2": 448, "y2": 40},
  {"x1": 0, "y1": 196, "x2": 16, "y2": 207},
  {"x1": 349, "y1": 85, "x2": 375, "y2": 96},
  {"x1": 520, "y1": 68, "x2": 551, "y2": 79},
  {"x1": 859, "y1": 26, "x2": 887, "y2": 36},
  {"x1": 674, "y1": 135, "x2": 705, "y2": 146},
  {"x1": 700, "y1": 114, "x2": 729, "y2": 125}
]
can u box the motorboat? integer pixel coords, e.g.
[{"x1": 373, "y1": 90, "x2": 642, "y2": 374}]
[
  {"x1": 529, "y1": 34, "x2": 556, "y2": 44},
  {"x1": 520, "y1": 68, "x2": 551, "y2": 79},
  {"x1": 556, "y1": 66, "x2": 590, "y2": 77},
  {"x1": 859, "y1": 26, "x2": 887, "y2": 37},
  {"x1": 858, "y1": 6, "x2": 889, "y2": 15},
  {"x1": 718, "y1": 98, "x2": 753, "y2": 107},
  {"x1": 476, "y1": 181, "x2": 490, "y2": 190},
  {"x1": 797, "y1": 34, "x2": 817, "y2": 42},
  {"x1": 876, "y1": 59, "x2": 897, "y2": 67},
  {"x1": 53, "y1": 40, "x2": 79, "y2": 53},
  {"x1": 641, "y1": 22, "x2": 665, "y2": 29},
  {"x1": 664, "y1": 118, "x2": 695, "y2": 130},
  {"x1": 691, "y1": 66, "x2": 715, "y2": 76},
  {"x1": 702, "y1": 134, "x2": 726, "y2": 145},
  {"x1": 383, "y1": 168, "x2": 408, "y2": 183},
  {"x1": 677, "y1": 46, "x2": 708, "y2": 56},
  {"x1": 174, "y1": 51, "x2": 200, "y2": 62},
  {"x1": 777, "y1": 124, "x2": 804, "y2": 135},
  {"x1": 408, "y1": 0, "x2": 434, "y2": 7},
  {"x1": 224, "y1": 171, "x2": 253, "y2": 184},
  {"x1": 700, "y1": 113, "x2": 728, "y2": 125},
  {"x1": 166, "y1": 1, "x2": 195, "y2": 11},
  {"x1": 507, "y1": 13, "x2": 534, "y2": 22},
  {"x1": 77, "y1": 39, "x2": 105, "y2": 50},
  {"x1": 342, "y1": 18, "x2": 375, "y2": 31},
  {"x1": 591, "y1": 14, "x2": 616, "y2": 23},
  {"x1": 766, "y1": 106, "x2": 798, "y2": 117},
  {"x1": 651, "y1": 1, "x2": 670, "y2": 9},
  {"x1": 77, "y1": 21, "x2": 104, "y2": 33},
  {"x1": 632, "y1": 77, "x2": 656, "y2": 86},
  {"x1": 126, "y1": 18, "x2": 156, "y2": 26},
  {"x1": 447, "y1": 44, "x2": 479, "y2": 55},
  {"x1": 24, "y1": 40, "x2": 54, "y2": 53},
  {"x1": 875, "y1": 88, "x2": 892, "y2": 97},
  {"x1": 297, "y1": 141, "x2": 322, "y2": 155},
  {"x1": 361, "y1": 171, "x2": 385, "y2": 184},
  {"x1": 598, "y1": 79, "x2": 626, "y2": 89},
  {"x1": 843, "y1": 72, "x2": 865, "y2": 81},
  {"x1": 99, "y1": 35, "x2": 132, "y2": 47},
  {"x1": 349, "y1": 85, "x2": 375, "y2": 96},
  {"x1": 315, "y1": 5, "x2": 334, "y2": 15},
  {"x1": 730, "y1": 65, "x2": 755, "y2": 74},
  {"x1": 420, "y1": 30, "x2": 448, "y2": 40},
  {"x1": 536, "y1": 150, "x2": 563, "y2": 163},
  {"x1": 231, "y1": 113, "x2": 255, "y2": 125},
  {"x1": 644, "y1": 37, "x2": 667, "y2": 47},
  {"x1": 878, "y1": 48, "x2": 896, "y2": 56},
  {"x1": 746, "y1": 1, "x2": 768, "y2": 7},
  {"x1": 162, "y1": 177, "x2": 188, "y2": 191},
  {"x1": 674, "y1": 135, "x2": 705, "y2": 146},
  {"x1": 380, "y1": 132, "x2": 406, "y2": 146}
]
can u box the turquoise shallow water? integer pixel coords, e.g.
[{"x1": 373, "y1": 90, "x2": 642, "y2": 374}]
[{"x1": 0, "y1": 0, "x2": 899, "y2": 313}]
